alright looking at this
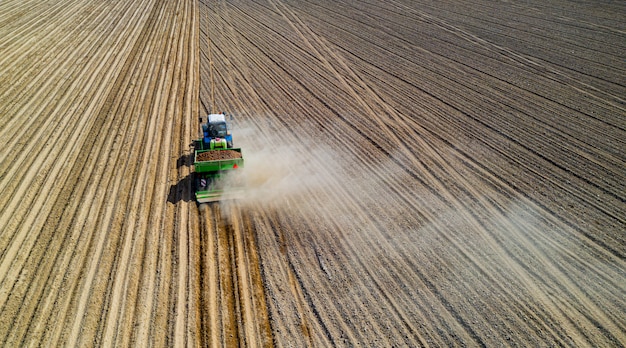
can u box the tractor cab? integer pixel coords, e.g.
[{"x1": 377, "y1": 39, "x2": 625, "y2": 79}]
[{"x1": 202, "y1": 113, "x2": 233, "y2": 148}]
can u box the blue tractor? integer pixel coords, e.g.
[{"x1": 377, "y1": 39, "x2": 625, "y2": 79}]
[
  {"x1": 193, "y1": 112, "x2": 244, "y2": 202},
  {"x1": 200, "y1": 112, "x2": 233, "y2": 149}
]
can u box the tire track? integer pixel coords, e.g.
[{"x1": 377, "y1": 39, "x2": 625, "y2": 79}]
[
  {"x1": 197, "y1": 203, "x2": 273, "y2": 347},
  {"x1": 1, "y1": 0, "x2": 624, "y2": 346},
  {"x1": 197, "y1": 0, "x2": 625, "y2": 346},
  {"x1": 290, "y1": 0, "x2": 614, "y2": 250},
  {"x1": 197, "y1": 2, "x2": 275, "y2": 347},
  {"x1": 260, "y1": 2, "x2": 477, "y2": 343}
]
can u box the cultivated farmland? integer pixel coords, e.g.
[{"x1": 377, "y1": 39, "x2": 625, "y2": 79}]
[{"x1": 1, "y1": 0, "x2": 624, "y2": 346}]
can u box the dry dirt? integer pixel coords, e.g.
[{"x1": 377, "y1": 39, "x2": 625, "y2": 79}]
[
  {"x1": 1, "y1": 0, "x2": 625, "y2": 347},
  {"x1": 196, "y1": 150, "x2": 242, "y2": 162}
]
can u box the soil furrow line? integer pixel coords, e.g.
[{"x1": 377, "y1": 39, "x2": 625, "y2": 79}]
[
  {"x1": 0, "y1": 0, "x2": 143, "y2": 209},
  {"x1": 201, "y1": 206, "x2": 221, "y2": 347},
  {"x1": 21, "y1": 3, "x2": 162, "y2": 344},
  {"x1": 296, "y1": 2, "x2": 626, "y2": 123},
  {"x1": 174, "y1": 2, "x2": 199, "y2": 345},
  {"x1": 240, "y1": 213, "x2": 274, "y2": 347},
  {"x1": 42, "y1": 0, "x2": 158, "y2": 344},
  {"x1": 263, "y1": 212, "x2": 342, "y2": 346},
  {"x1": 229, "y1": 207, "x2": 258, "y2": 347},
  {"x1": 0, "y1": 0, "x2": 113, "y2": 123},
  {"x1": 96, "y1": 2, "x2": 174, "y2": 345},
  {"x1": 0, "y1": 30, "x2": 144, "y2": 348},
  {"x1": 214, "y1": 204, "x2": 240, "y2": 347},
  {"x1": 129, "y1": 0, "x2": 182, "y2": 342},
  {"x1": 0, "y1": 0, "x2": 86, "y2": 68},
  {"x1": 0, "y1": 0, "x2": 147, "y2": 291}
]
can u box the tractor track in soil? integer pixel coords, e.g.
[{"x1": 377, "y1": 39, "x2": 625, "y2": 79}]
[
  {"x1": 1, "y1": 0, "x2": 625, "y2": 346},
  {"x1": 200, "y1": 0, "x2": 625, "y2": 346}
]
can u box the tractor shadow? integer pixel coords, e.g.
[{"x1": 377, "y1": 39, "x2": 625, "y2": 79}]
[
  {"x1": 177, "y1": 147, "x2": 195, "y2": 169},
  {"x1": 167, "y1": 172, "x2": 195, "y2": 204}
]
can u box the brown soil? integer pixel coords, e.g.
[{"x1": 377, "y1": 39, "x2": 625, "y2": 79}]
[
  {"x1": 196, "y1": 149, "x2": 242, "y2": 162},
  {"x1": 1, "y1": 0, "x2": 624, "y2": 347}
]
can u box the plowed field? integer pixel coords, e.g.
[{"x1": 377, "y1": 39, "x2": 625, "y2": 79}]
[{"x1": 1, "y1": 0, "x2": 625, "y2": 346}]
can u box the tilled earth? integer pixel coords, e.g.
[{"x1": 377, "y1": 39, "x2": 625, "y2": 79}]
[
  {"x1": 196, "y1": 149, "x2": 242, "y2": 162},
  {"x1": 0, "y1": 0, "x2": 624, "y2": 347}
]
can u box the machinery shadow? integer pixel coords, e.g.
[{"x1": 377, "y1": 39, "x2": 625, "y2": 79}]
[
  {"x1": 167, "y1": 173, "x2": 195, "y2": 204},
  {"x1": 177, "y1": 146, "x2": 195, "y2": 169}
]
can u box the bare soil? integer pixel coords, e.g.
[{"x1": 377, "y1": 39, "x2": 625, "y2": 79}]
[
  {"x1": 0, "y1": 0, "x2": 624, "y2": 347},
  {"x1": 197, "y1": 149, "x2": 242, "y2": 162}
]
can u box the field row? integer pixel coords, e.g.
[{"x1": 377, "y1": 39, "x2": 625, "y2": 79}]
[
  {"x1": 0, "y1": 0, "x2": 199, "y2": 345},
  {"x1": 199, "y1": 0, "x2": 625, "y2": 346}
]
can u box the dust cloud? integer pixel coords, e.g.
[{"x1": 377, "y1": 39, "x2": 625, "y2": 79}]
[
  {"x1": 218, "y1": 117, "x2": 418, "y2": 222},
  {"x1": 221, "y1": 120, "x2": 347, "y2": 211}
]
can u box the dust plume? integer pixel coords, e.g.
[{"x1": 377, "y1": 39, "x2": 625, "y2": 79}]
[{"x1": 221, "y1": 120, "x2": 345, "y2": 211}]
